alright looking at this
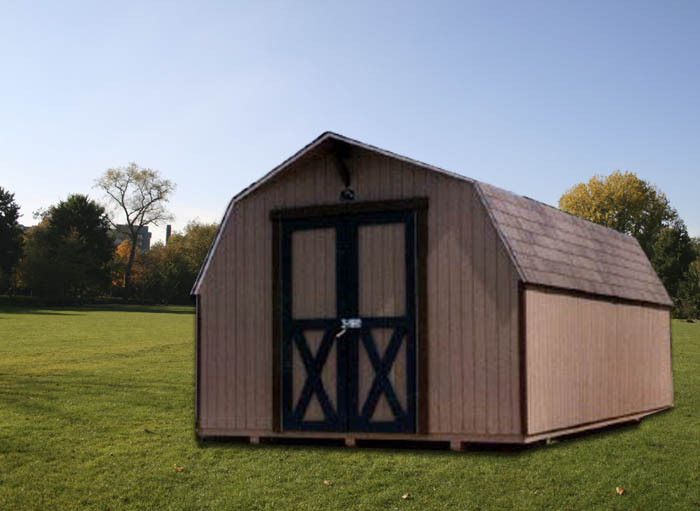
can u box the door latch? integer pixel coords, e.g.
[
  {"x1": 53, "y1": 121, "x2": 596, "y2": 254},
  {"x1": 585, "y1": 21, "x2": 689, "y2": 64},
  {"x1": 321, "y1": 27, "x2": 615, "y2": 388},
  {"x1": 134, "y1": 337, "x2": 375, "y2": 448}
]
[
  {"x1": 336, "y1": 318, "x2": 362, "y2": 339},
  {"x1": 341, "y1": 318, "x2": 362, "y2": 329}
]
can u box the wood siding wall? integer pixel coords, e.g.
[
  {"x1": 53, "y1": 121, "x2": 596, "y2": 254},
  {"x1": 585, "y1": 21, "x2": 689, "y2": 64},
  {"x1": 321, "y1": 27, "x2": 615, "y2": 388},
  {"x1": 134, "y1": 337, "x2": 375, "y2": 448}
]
[
  {"x1": 198, "y1": 147, "x2": 522, "y2": 437},
  {"x1": 524, "y1": 288, "x2": 673, "y2": 435}
]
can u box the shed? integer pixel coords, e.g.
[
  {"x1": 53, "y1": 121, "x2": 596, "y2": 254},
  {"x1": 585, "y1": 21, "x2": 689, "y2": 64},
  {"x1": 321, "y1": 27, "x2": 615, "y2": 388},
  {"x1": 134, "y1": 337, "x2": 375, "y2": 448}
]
[{"x1": 192, "y1": 132, "x2": 673, "y2": 446}]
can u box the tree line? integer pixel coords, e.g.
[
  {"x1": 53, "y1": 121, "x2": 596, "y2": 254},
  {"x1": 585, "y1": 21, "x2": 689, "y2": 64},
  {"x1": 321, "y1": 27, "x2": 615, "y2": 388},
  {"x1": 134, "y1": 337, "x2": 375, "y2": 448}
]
[
  {"x1": 0, "y1": 164, "x2": 217, "y2": 304},
  {"x1": 1, "y1": 167, "x2": 699, "y2": 315}
]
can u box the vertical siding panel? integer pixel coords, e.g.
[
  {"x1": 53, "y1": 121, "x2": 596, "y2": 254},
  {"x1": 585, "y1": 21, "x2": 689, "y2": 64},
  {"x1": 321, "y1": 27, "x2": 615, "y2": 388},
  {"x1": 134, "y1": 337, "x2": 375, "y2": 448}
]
[
  {"x1": 436, "y1": 176, "x2": 452, "y2": 432},
  {"x1": 224, "y1": 209, "x2": 234, "y2": 429},
  {"x1": 249, "y1": 198, "x2": 259, "y2": 429},
  {"x1": 426, "y1": 171, "x2": 440, "y2": 432},
  {"x1": 257, "y1": 186, "x2": 270, "y2": 429},
  {"x1": 262, "y1": 185, "x2": 275, "y2": 429},
  {"x1": 484, "y1": 221, "x2": 499, "y2": 434},
  {"x1": 234, "y1": 206, "x2": 246, "y2": 430},
  {"x1": 447, "y1": 180, "x2": 463, "y2": 433},
  {"x1": 363, "y1": 153, "x2": 381, "y2": 201},
  {"x1": 510, "y1": 269, "x2": 520, "y2": 433},
  {"x1": 322, "y1": 154, "x2": 335, "y2": 201},
  {"x1": 401, "y1": 161, "x2": 415, "y2": 198},
  {"x1": 206, "y1": 247, "x2": 216, "y2": 427},
  {"x1": 203, "y1": 293, "x2": 212, "y2": 428},
  {"x1": 497, "y1": 246, "x2": 511, "y2": 433},
  {"x1": 213, "y1": 233, "x2": 223, "y2": 428},
  {"x1": 472, "y1": 190, "x2": 487, "y2": 433},
  {"x1": 382, "y1": 154, "x2": 395, "y2": 200},
  {"x1": 244, "y1": 200, "x2": 256, "y2": 428},
  {"x1": 200, "y1": 291, "x2": 208, "y2": 427},
  {"x1": 436, "y1": 177, "x2": 451, "y2": 431},
  {"x1": 461, "y1": 183, "x2": 474, "y2": 433}
]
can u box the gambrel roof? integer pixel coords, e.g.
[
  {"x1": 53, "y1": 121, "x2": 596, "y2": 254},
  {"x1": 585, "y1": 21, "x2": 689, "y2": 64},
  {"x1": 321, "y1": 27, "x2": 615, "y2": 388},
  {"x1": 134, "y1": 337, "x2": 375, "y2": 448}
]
[
  {"x1": 193, "y1": 132, "x2": 672, "y2": 307},
  {"x1": 479, "y1": 183, "x2": 672, "y2": 306}
]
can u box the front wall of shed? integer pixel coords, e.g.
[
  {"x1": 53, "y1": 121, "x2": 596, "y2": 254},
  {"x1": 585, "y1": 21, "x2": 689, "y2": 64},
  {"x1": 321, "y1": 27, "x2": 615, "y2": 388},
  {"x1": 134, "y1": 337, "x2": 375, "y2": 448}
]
[
  {"x1": 525, "y1": 288, "x2": 673, "y2": 435},
  {"x1": 198, "y1": 149, "x2": 521, "y2": 437}
]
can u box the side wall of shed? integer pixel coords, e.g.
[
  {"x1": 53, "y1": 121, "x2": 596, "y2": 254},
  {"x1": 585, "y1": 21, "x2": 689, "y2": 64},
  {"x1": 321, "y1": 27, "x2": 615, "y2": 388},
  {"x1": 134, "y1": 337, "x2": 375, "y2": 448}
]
[
  {"x1": 197, "y1": 147, "x2": 522, "y2": 437},
  {"x1": 524, "y1": 288, "x2": 673, "y2": 436}
]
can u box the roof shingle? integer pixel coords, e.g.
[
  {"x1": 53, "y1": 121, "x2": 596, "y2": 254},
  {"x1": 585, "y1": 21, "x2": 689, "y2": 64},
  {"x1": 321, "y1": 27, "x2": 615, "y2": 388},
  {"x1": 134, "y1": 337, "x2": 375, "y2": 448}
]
[{"x1": 478, "y1": 181, "x2": 673, "y2": 307}]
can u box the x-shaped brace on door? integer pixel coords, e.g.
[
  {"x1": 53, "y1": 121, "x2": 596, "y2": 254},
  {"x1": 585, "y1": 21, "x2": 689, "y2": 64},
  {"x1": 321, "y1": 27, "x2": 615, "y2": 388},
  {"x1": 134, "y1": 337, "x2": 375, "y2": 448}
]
[
  {"x1": 293, "y1": 329, "x2": 338, "y2": 423},
  {"x1": 359, "y1": 327, "x2": 406, "y2": 421}
]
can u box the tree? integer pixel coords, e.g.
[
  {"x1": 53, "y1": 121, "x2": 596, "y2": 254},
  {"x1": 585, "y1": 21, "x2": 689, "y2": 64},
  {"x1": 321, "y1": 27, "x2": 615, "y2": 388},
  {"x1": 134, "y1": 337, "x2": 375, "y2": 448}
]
[
  {"x1": 111, "y1": 221, "x2": 217, "y2": 303},
  {"x1": 559, "y1": 171, "x2": 694, "y2": 306},
  {"x1": 112, "y1": 240, "x2": 143, "y2": 289},
  {"x1": 648, "y1": 218, "x2": 697, "y2": 301},
  {"x1": 677, "y1": 260, "x2": 700, "y2": 319},
  {"x1": 95, "y1": 163, "x2": 175, "y2": 292},
  {"x1": 558, "y1": 171, "x2": 676, "y2": 256},
  {"x1": 168, "y1": 221, "x2": 218, "y2": 276},
  {"x1": 0, "y1": 187, "x2": 24, "y2": 294},
  {"x1": 19, "y1": 195, "x2": 113, "y2": 301},
  {"x1": 676, "y1": 237, "x2": 700, "y2": 318}
]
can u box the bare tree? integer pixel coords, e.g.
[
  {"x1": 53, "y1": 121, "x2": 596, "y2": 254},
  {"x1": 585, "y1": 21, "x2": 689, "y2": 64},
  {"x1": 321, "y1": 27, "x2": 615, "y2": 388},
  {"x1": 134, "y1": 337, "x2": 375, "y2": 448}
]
[{"x1": 95, "y1": 163, "x2": 175, "y2": 292}]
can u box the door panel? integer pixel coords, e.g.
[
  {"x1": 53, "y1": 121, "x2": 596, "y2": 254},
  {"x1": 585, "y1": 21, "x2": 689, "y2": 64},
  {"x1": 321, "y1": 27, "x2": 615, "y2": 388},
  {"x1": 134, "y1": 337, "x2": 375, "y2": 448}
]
[
  {"x1": 358, "y1": 223, "x2": 406, "y2": 317},
  {"x1": 280, "y1": 210, "x2": 417, "y2": 433},
  {"x1": 291, "y1": 228, "x2": 336, "y2": 319}
]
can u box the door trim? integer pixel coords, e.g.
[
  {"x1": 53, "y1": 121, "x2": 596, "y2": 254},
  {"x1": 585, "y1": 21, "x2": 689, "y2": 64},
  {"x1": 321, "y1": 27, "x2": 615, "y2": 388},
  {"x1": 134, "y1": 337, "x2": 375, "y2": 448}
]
[
  {"x1": 270, "y1": 198, "x2": 428, "y2": 220},
  {"x1": 271, "y1": 198, "x2": 428, "y2": 433}
]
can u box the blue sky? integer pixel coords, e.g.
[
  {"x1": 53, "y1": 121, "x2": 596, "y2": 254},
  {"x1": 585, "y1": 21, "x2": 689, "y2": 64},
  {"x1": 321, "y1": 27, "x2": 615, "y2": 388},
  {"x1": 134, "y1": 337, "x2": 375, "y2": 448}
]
[{"x1": 1, "y1": 1, "x2": 698, "y2": 242}]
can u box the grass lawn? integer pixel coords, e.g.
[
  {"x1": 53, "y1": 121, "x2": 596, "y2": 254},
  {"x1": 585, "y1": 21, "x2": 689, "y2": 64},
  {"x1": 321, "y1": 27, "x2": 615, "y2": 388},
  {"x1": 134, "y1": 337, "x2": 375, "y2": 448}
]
[{"x1": 0, "y1": 305, "x2": 699, "y2": 510}]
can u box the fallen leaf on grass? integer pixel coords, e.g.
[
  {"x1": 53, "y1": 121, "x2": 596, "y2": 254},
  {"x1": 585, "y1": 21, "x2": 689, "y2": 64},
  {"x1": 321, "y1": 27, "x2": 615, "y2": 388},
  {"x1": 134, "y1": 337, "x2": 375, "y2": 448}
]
[
  {"x1": 323, "y1": 480, "x2": 333, "y2": 486},
  {"x1": 616, "y1": 487, "x2": 625, "y2": 495},
  {"x1": 402, "y1": 493, "x2": 411, "y2": 500},
  {"x1": 174, "y1": 464, "x2": 184, "y2": 472}
]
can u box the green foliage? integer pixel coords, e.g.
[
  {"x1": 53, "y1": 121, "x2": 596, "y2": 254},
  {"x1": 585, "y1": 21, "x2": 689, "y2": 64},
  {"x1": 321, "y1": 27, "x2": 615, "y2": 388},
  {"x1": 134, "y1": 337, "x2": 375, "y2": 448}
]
[
  {"x1": 0, "y1": 187, "x2": 24, "y2": 291},
  {"x1": 648, "y1": 218, "x2": 697, "y2": 301},
  {"x1": 1, "y1": 306, "x2": 699, "y2": 510},
  {"x1": 113, "y1": 221, "x2": 217, "y2": 302},
  {"x1": 19, "y1": 195, "x2": 113, "y2": 301},
  {"x1": 559, "y1": 171, "x2": 696, "y2": 310},
  {"x1": 676, "y1": 261, "x2": 700, "y2": 319},
  {"x1": 167, "y1": 221, "x2": 219, "y2": 277},
  {"x1": 559, "y1": 171, "x2": 675, "y2": 256}
]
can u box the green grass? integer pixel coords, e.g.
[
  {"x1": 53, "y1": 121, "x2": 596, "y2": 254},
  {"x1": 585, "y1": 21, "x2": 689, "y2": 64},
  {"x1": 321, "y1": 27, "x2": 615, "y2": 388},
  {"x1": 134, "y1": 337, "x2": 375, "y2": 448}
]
[{"x1": 0, "y1": 305, "x2": 699, "y2": 510}]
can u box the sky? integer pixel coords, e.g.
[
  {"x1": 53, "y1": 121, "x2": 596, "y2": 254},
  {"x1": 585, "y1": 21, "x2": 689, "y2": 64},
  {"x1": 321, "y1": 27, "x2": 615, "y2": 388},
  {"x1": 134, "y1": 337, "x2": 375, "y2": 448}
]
[{"x1": 1, "y1": 0, "x2": 699, "y2": 243}]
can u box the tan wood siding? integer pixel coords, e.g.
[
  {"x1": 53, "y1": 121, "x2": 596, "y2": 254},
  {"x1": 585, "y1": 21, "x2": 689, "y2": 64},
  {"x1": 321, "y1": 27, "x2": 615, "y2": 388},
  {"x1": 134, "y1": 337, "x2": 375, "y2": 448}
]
[
  {"x1": 524, "y1": 288, "x2": 673, "y2": 435},
  {"x1": 198, "y1": 148, "x2": 522, "y2": 436}
]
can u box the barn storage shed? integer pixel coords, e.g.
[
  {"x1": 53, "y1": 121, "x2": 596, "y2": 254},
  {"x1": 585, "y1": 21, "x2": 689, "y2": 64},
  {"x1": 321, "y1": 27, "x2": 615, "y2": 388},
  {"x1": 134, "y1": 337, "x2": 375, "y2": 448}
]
[{"x1": 192, "y1": 132, "x2": 673, "y2": 447}]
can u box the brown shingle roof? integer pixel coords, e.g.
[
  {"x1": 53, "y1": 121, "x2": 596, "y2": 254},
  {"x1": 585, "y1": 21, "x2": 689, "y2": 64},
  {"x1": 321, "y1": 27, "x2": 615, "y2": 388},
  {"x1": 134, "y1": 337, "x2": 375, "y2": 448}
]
[{"x1": 477, "y1": 182, "x2": 673, "y2": 307}]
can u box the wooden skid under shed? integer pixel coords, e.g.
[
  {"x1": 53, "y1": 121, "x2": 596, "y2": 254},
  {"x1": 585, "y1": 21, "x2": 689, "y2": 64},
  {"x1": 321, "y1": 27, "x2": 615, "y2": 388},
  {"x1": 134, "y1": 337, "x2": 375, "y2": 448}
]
[{"x1": 197, "y1": 406, "x2": 668, "y2": 449}]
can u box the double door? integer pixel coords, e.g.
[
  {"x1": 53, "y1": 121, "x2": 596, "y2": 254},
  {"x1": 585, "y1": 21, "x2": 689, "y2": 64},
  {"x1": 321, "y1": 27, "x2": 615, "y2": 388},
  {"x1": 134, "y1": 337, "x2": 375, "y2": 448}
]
[{"x1": 280, "y1": 210, "x2": 417, "y2": 433}]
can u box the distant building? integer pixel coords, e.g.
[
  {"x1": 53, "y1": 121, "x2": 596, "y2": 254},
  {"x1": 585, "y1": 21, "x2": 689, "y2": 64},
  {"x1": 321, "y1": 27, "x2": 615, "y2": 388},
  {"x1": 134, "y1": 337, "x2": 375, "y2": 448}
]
[
  {"x1": 111, "y1": 225, "x2": 152, "y2": 251},
  {"x1": 166, "y1": 224, "x2": 172, "y2": 245}
]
